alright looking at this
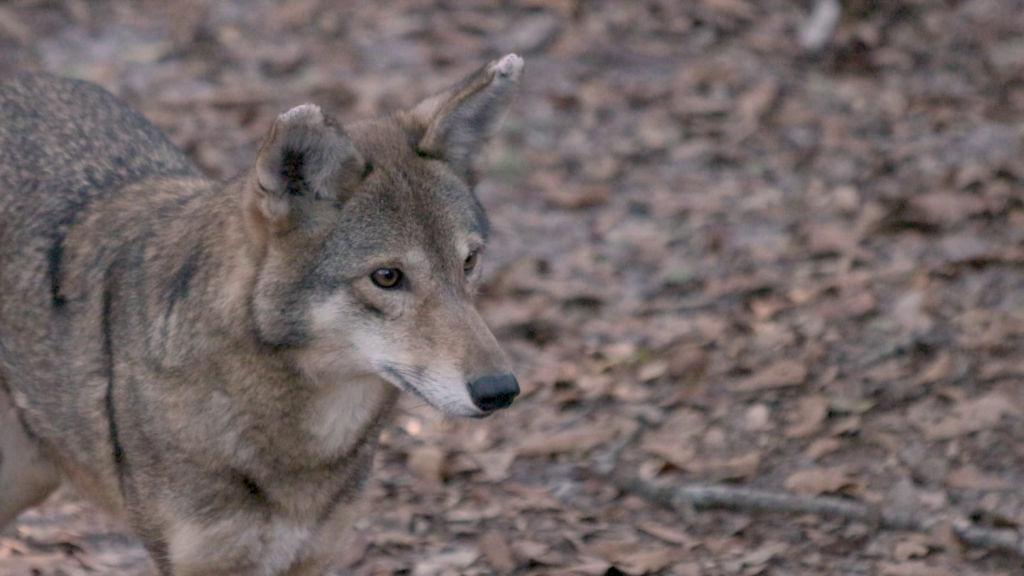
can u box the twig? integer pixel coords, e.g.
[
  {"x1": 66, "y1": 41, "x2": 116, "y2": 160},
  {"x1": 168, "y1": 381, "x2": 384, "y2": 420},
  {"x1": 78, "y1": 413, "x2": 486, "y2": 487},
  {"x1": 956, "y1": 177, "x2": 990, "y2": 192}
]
[
  {"x1": 799, "y1": 0, "x2": 842, "y2": 52},
  {"x1": 599, "y1": 468, "x2": 1024, "y2": 559}
]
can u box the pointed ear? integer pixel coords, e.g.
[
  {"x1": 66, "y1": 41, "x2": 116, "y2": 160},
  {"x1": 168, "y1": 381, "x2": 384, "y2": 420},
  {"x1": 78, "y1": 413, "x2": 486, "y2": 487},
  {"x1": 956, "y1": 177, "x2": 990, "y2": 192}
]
[
  {"x1": 408, "y1": 53, "x2": 524, "y2": 183},
  {"x1": 251, "y1": 104, "x2": 365, "y2": 233}
]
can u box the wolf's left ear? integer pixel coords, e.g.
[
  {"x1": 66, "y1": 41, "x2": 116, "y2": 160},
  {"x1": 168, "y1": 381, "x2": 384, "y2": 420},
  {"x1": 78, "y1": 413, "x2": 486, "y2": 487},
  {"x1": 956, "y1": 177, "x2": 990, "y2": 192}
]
[
  {"x1": 407, "y1": 54, "x2": 524, "y2": 183},
  {"x1": 252, "y1": 104, "x2": 365, "y2": 234}
]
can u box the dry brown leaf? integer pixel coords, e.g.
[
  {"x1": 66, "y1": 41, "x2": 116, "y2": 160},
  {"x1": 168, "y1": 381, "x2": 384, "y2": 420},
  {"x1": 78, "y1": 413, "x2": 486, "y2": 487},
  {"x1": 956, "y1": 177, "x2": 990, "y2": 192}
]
[
  {"x1": 517, "y1": 425, "x2": 618, "y2": 456},
  {"x1": 690, "y1": 451, "x2": 761, "y2": 481},
  {"x1": 665, "y1": 341, "x2": 708, "y2": 381},
  {"x1": 412, "y1": 548, "x2": 479, "y2": 576},
  {"x1": 613, "y1": 547, "x2": 680, "y2": 575},
  {"x1": 511, "y1": 540, "x2": 551, "y2": 563},
  {"x1": 730, "y1": 359, "x2": 808, "y2": 392},
  {"x1": 641, "y1": 433, "x2": 697, "y2": 469},
  {"x1": 744, "y1": 403, "x2": 771, "y2": 430},
  {"x1": 786, "y1": 395, "x2": 829, "y2": 438},
  {"x1": 819, "y1": 291, "x2": 878, "y2": 321},
  {"x1": 550, "y1": 557, "x2": 612, "y2": 575},
  {"x1": 734, "y1": 541, "x2": 790, "y2": 569},
  {"x1": 919, "y1": 391, "x2": 1017, "y2": 440},
  {"x1": 637, "y1": 360, "x2": 668, "y2": 382},
  {"x1": 945, "y1": 465, "x2": 1013, "y2": 490},
  {"x1": 913, "y1": 350, "x2": 954, "y2": 385},
  {"x1": 636, "y1": 522, "x2": 695, "y2": 547},
  {"x1": 478, "y1": 530, "x2": 517, "y2": 573},
  {"x1": 699, "y1": 0, "x2": 755, "y2": 19},
  {"x1": 407, "y1": 445, "x2": 447, "y2": 485},
  {"x1": 546, "y1": 183, "x2": 612, "y2": 209},
  {"x1": 446, "y1": 503, "x2": 503, "y2": 523},
  {"x1": 892, "y1": 534, "x2": 931, "y2": 562},
  {"x1": 472, "y1": 449, "x2": 517, "y2": 482},
  {"x1": 0, "y1": 6, "x2": 34, "y2": 45},
  {"x1": 878, "y1": 561, "x2": 956, "y2": 576},
  {"x1": 783, "y1": 465, "x2": 855, "y2": 496},
  {"x1": 804, "y1": 437, "x2": 842, "y2": 460},
  {"x1": 803, "y1": 222, "x2": 860, "y2": 256},
  {"x1": 737, "y1": 79, "x2": 779, "y2": 124}
]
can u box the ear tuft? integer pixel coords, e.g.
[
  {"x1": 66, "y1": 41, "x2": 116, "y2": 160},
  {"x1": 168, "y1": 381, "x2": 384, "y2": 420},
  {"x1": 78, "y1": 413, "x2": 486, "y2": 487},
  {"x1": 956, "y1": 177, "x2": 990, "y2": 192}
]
[
  {"x1": 491, "y1": 53, "x2": 524, "y2": 80},
  {"x1": 278, "y1": 103, "x2": 325, "y2": 125}
]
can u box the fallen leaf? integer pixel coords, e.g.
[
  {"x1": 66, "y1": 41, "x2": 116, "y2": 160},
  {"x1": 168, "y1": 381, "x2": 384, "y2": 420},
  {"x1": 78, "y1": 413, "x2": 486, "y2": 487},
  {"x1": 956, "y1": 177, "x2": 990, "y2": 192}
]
[
  {"x1": 945, "y1": 465, "x2": 1013, "y2": 490},
  {"x1": 546, "y1": 183, "x2": 612, "y2": 209},
  {"x1": 784, "y1": 465, "x2": 855, "y2": 496},
  {"x1": 478, "y1": 531, "x2": 517, "y2": 573},
  {"x1": 636, "y1": 522, "x2": 695, "y2": 547},
  {"x1": 892, "y1": 535, "x2": 931, "y2": 562},
  {"x1": 786, "y1": 395, "x2": 829, "y2": 438},
  {"x1": 637, "y1": 360, "x2": 668, "y2": 382},
  {"x1": 407, "y1": 446, "x2": 447, "y2": 485},
  {"x1": 511, "y1": 540, "x2": 550, "y2": 562},
  {"x1": 472, "y1": 449, "x2": 517, "y2": 482},
  {"x1": 737, "y1": 79, "x2": 779, "y2": 125},
  {"x1": 517, "y1": 425, "x2": 618, "y2": 456},
  {"x1": 614, "y1": 547, "x2": 680, "y2": 575},
  {"x1": 805, "y1": 437, "x2": 842, "y2": 460},
  {"x1": 878, "y1": 561, "x2": 956, "y2": 576},
  {"x1": 730, "y1": 359, "x2": 807, "y2": 392},
  {"x1": 641, "y1": 432, "x2": 697, "y2": 469},
  {"x1": 918, "y1": 391, "x2": 1018, "y2": 440},
  {"x1": 699, "y1": 0, "x2": 755, "y2": 19},
  {"x1": 914, "y1": 351, "x2": 953, "y2": 386},
  {"x1": 412, "y1": 548, "x2": 479, "y2": 576},
  {"x1": 690, "y1": 451, "x2": 761, "y2": 481}
]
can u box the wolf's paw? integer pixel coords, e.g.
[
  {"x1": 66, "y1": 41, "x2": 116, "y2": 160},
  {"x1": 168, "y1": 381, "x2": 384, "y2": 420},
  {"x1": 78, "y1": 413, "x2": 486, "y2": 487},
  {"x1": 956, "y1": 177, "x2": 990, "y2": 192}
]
[{"x1": 490, "y1": 54, "x2": 524, "y2": 81}]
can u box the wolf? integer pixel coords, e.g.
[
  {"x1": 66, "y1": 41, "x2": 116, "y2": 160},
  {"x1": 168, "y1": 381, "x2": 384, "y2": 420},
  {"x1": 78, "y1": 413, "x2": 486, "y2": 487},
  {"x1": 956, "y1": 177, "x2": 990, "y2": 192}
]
[{"x1": 0, "y1": 53, "x2": 524, "y2": 575}]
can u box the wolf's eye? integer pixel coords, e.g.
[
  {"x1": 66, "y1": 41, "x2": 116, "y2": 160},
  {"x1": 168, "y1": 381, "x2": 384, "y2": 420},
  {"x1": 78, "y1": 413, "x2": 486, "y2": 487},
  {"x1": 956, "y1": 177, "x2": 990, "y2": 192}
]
[
  {"x1": 371, "y1": 268, "x2": 402, "y2": 289},
  {"x1": 464, "y1": 251, "x2": 478, "y2": 274}
]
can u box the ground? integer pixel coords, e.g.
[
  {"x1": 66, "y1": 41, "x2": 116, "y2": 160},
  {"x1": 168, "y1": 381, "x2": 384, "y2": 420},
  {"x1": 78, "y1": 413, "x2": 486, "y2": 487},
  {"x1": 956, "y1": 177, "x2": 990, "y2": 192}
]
[{"x1": 1, "y1": 0, "x2": 1024, "y2": 575}]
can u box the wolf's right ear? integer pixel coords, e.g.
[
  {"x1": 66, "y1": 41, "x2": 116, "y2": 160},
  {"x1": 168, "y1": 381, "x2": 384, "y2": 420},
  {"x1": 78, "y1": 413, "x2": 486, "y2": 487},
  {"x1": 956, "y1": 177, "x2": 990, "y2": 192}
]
[
  {"x1": 250, "y1": 104, "x2": 365, "y2": 234},
  {"x1": 405, "y1": 54, "x2": 524, "y2": 185}
]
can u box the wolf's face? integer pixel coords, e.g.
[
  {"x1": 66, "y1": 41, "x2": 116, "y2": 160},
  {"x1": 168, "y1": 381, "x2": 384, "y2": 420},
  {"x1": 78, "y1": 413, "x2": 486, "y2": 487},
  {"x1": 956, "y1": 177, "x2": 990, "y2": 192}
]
[{"x1": 246, "y1": 56, "x2": 523, "y2": 417}]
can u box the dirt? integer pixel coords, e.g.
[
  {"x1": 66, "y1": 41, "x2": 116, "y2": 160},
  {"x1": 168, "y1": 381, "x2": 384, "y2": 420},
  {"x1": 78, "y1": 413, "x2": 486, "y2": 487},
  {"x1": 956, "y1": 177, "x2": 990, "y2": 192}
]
[{"x1": 2, "y1": 0, "x2": 1024, "y2": 575}]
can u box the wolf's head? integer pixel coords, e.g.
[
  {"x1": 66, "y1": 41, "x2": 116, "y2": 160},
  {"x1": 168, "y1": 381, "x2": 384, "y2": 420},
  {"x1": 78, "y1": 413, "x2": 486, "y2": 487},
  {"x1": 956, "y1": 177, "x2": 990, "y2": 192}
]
[{"x1": 242, "y1": 55, "x2": 524, "y2": 417}]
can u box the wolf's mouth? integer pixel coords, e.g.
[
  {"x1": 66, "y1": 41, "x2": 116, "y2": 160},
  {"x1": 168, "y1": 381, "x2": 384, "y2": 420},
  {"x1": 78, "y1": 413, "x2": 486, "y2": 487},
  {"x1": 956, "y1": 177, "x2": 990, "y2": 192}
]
[{"x1": 381, "y1": 366, "x2": 489, "y2": 418}]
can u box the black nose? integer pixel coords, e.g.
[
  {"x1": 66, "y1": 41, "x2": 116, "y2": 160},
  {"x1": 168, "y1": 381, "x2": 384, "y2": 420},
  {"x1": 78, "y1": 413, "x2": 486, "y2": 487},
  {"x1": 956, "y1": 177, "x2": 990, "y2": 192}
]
[{"x1": 467, "y1": 373, "x2": 520, "y2": 412}]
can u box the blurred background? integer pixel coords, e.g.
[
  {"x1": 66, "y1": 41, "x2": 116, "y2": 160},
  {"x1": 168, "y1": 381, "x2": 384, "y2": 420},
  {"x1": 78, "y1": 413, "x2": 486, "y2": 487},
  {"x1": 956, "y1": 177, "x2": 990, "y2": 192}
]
[{"x1": 2, "y1": 1, "x2": 1024, "y2": 574}]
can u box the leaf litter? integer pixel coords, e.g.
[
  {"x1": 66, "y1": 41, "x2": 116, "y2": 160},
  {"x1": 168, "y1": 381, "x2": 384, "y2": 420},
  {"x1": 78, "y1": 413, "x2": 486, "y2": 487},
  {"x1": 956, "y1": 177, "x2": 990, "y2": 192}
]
[{"x1": 2, "y1": 0, "x2": 1024, "y2": 574}]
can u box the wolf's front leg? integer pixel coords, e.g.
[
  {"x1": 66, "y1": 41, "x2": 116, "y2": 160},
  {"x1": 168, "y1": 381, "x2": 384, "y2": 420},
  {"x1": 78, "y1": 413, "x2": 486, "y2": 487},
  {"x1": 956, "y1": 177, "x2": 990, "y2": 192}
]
[
  {"x1": 0, "y1": 383, "x2": 61, "y2": 529},
  {"x1": 162, "y1": 504, "x2": 360, "y2": 576}
]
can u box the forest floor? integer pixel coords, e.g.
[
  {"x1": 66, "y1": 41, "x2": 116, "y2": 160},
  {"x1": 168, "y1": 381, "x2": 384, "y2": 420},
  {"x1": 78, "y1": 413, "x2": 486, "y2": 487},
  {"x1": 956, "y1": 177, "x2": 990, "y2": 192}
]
[{"x1": 2, "y1": 1, "x2": 1024, "y2": 574}]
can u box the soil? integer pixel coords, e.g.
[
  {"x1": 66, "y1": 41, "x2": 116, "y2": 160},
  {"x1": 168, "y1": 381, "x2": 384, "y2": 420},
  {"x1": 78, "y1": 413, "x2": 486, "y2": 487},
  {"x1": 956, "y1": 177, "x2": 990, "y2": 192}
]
[{"x1": 2, "y1": 1, "x2": 1024, "y2": 575}]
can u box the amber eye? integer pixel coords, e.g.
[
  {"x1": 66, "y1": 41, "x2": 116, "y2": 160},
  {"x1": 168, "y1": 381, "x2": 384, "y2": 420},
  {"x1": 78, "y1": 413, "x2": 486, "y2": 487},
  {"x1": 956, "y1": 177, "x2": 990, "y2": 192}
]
[
  {"x1": 371, "y1": 268, "x2": 402, "y2": 289},
  {"x1": 463, "y1": 251, "x2": 478, "y2": 274}
]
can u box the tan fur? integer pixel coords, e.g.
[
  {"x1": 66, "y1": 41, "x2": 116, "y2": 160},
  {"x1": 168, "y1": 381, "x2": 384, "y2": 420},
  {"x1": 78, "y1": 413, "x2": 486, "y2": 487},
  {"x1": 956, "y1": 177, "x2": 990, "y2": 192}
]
[{"x1": 0, "y1": 54, "x2": 524, "y2": 575}]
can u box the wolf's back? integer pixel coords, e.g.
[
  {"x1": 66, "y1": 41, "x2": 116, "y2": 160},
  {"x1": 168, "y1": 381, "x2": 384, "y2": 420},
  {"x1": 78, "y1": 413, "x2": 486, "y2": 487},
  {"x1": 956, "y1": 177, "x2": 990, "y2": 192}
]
[{"x1": 0, "y1": 73, "x2": 199, "y2": 241}]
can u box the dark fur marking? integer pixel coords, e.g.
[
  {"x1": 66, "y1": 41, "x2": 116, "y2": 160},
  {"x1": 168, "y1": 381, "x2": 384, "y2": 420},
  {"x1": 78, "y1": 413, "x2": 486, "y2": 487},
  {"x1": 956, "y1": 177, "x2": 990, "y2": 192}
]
[
  {"x1": 47, "y1": 236, "x2": 66, "y2": 307},
  {"x1": 147, "y1": 537, "x2": 173, "y2": 576},
  {"x1": 281, "y1": 149, "x2": 306, "y2": 197},
  {"x1": 238, "y1": 472, "x2": 270, "y2": 506},
  {"x1": 167, "y1": 248, "x2": 200, "y2": 311},
  {"x1": 101, "y1": 268, "x2": 129, "y2": 497}
]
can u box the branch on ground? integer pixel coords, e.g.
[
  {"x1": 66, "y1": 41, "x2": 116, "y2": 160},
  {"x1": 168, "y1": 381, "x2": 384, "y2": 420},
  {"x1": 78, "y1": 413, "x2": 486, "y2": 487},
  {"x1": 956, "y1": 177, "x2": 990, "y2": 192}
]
[{"x1": 592, "y1": 467, "x2": 1024, "y2": 560}]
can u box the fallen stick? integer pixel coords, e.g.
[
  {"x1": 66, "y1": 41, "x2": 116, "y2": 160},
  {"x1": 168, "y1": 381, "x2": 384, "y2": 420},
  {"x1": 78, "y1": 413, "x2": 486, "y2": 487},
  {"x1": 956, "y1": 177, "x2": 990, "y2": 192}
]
[{"x1": 601, "y1": 468, "x2": 1024, "y2": 559}]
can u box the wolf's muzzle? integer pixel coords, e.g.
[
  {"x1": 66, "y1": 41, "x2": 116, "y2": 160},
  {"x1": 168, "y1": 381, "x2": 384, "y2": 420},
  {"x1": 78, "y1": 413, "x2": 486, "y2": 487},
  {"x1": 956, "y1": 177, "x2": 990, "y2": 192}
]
[{"x1": 467, "y1": 373, "x2": 520, "y2": 412}]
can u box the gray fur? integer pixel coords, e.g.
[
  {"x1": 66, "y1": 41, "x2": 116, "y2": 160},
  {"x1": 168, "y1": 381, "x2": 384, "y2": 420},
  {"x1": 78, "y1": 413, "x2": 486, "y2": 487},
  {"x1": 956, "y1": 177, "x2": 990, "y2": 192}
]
[{"x1": 0, "y1": 55, "x2": 523, "y2": 575}]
